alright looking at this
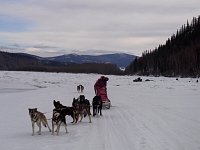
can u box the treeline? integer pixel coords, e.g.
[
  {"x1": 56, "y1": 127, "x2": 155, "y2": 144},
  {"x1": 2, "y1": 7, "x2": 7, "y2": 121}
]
[
  {"x1": 59, "y1": 63, "x2": 122, "y2": 75},
  {"x1": 0, "y1": 51, "x2": 122, "y2": 75},
  {"x1": 125, "y1": 16, "x2": 200, "y2": 77},
  {"x1": 20, "y1": 63, "x2": 122, "y2": 75}
]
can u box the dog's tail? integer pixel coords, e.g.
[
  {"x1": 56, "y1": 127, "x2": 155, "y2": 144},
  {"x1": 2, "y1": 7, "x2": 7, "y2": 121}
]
[{"x1": 42, "y1": 119, "x2": 47, "y2": 127}]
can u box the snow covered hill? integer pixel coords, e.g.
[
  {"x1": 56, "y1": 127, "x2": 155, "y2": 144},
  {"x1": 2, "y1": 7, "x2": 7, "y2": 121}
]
[
  {"x1": 0, "y1": 71, "x2": 200, "y2": 150},
  {"x1": 47, "y1": 53, "x2": 136, "y2": 68}
]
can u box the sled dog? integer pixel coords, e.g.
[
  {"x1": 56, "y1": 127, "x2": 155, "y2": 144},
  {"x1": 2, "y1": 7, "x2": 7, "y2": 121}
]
[
  {"x1": 52, "y1": 108, "x2": 68, "y2": 135},
  {"x1": 92, "y1": 95, "x2": 102, "y2": 116},
  {"x1": 28, "y1": 108, "x2": 51, "y2": 136},
  {"x1": 53, "y1": 100, "x2": 76, "y2": 123},
  {"x1": 72, "y1": 95, "x2": 91, "y2": 123},
  {"x1": 77, "y1": 85, "x2": 84, "y2": 93}
]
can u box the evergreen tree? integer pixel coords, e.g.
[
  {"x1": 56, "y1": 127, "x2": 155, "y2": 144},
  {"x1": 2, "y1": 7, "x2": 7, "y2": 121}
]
[{"x1": 125, "y1": 16, "x2": 200, "y2": 77}]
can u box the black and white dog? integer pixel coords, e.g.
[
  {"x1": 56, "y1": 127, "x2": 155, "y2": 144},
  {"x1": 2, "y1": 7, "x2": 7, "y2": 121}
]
[
  {"x1": 52, "y1": 108, "x2": 68, "y2": 135},
  {"x1": 92, "y1": 96, "x2": 102, "y2": 116},
  {"x1": 52, "y1": 100, "x2": 76, "y2": 135},
  {"x1": 77, "y1": 85, "x2": 84, "y2": 93},
  {"x1": 53, "y1": 100, "x2": 75, "y2": 123}
]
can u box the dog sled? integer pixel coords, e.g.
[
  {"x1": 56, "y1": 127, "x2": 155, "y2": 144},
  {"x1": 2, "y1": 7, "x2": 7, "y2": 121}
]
[
  {"x1": 97, "y1": 87, "x2": 111, "y2": 109},
  {"x1": 94, "y1": 76, "x2": 111, "y2": 109}
]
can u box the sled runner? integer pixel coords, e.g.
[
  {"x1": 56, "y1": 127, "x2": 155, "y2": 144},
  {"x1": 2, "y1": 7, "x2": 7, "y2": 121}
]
[{"x1": 94, "y1": 76, "x2": 111, "y2": 109}]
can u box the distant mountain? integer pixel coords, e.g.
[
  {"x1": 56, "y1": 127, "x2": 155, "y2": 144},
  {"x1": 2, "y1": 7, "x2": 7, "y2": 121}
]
[
  {"x1": 47, "y1": 53, "x2": 136, "y2": 68},
  {"x1": 0, "y1": 51, "x2": 126, "y2": 74},
  {"x1": 0, "y1": 51, "x2": 65, "y2": 71}
]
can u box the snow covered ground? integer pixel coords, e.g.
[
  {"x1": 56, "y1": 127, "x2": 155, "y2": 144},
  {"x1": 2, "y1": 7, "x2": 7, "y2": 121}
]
[{"x1": 0, "y1": 71, "x2": 200, "y2": 150}]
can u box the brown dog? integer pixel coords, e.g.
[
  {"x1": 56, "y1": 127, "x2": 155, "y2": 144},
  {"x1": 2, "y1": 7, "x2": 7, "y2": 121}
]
[
  {"x1": 28, "y1": 108, "x2": 51, "y2": 136},
  {"x1": 72, "y1": 95, "x2": 91, "y2": 123}
]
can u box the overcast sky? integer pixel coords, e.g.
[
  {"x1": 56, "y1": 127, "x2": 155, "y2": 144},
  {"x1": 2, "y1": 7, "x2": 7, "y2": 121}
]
[{"x1": 0, "y1": 0, "x2": 200, "y2": 57}]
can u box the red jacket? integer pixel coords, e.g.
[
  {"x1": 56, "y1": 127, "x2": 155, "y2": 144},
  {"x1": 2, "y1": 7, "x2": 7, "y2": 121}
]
[{"x1": 94, "y1": 76, "x2": 109, "y2": 95}]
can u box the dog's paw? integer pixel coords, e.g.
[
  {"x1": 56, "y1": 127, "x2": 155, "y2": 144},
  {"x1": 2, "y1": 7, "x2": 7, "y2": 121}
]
[{"x1": 37, "y1": 131, "x2": 41, "y2": 135}]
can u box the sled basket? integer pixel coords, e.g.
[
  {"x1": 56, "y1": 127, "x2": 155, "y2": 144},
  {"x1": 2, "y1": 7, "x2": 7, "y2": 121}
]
[{"x1": 96, "y1": 87, "x2": 111, "y2": 109}]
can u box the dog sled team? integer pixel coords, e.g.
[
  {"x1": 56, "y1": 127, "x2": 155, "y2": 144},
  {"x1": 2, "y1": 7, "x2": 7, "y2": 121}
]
[{"x1": 28, "y1": 76, "x2": 111, "y2": 136}]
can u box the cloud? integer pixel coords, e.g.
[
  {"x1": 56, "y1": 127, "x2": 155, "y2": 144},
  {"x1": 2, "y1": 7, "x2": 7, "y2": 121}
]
[{"x1": 0, "y1": 0, "x2": 200, "y2": 56}]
